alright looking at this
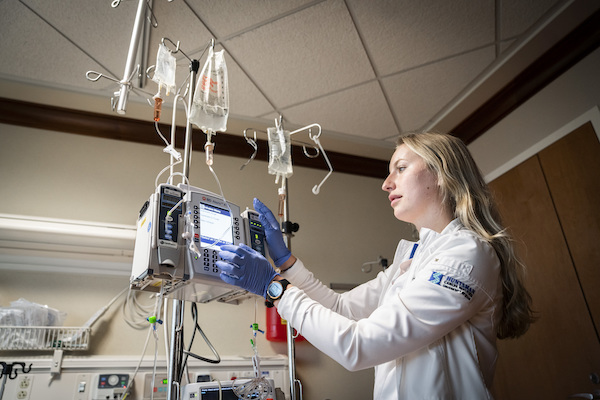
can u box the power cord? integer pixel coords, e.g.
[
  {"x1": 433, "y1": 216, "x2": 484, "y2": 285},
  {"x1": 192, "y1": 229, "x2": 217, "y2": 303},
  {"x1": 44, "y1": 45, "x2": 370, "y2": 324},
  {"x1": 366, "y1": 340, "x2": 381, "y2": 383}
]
[{"x1": 179, "y1": 303, "x2": 221, "y2": 382}]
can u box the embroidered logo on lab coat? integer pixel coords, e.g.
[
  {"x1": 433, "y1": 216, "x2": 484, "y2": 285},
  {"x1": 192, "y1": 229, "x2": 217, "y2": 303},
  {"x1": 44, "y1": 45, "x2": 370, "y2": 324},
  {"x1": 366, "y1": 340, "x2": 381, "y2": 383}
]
[{"x1": 428, "y1": 272, "x2": 475, "y2": 300}]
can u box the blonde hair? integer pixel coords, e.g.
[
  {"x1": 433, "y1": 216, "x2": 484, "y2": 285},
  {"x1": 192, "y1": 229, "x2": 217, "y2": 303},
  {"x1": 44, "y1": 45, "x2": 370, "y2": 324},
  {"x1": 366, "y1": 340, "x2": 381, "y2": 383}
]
[{"x1": 397, "y1": 132, "x2": 535, "y2": 339}]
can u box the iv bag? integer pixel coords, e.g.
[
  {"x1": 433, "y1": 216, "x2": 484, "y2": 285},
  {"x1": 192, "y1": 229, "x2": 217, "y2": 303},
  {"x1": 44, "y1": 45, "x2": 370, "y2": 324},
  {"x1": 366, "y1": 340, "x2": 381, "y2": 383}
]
[
  {"x1": 189, "y1": 47, "x2": 229, "y2": 133},
  {"x1": 267, "y1": 126, "x2": 293, "y2": 181},
  {"x1": 152, "y1": 43, "x2": 176, "y2": 95}
]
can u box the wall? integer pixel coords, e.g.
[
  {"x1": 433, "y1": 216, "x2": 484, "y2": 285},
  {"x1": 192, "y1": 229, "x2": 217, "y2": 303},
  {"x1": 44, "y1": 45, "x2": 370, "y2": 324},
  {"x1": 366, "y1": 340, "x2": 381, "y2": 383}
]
[
  {"x1": 0, "y1": 117, "x2": 411, "y2": 400},
  {"x1": 0, "y1": 356, "x2": 290, "y2": 400},
  {"x1": 469, "y1": 46, "x2": 600, "y2": 180}
]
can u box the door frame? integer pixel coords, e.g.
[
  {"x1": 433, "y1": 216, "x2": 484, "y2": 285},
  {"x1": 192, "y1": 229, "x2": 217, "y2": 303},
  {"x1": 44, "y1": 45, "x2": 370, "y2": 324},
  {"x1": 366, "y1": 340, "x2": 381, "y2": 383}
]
[{"x1": 483, "y1": 105, "x2": 600, "y2": 182}]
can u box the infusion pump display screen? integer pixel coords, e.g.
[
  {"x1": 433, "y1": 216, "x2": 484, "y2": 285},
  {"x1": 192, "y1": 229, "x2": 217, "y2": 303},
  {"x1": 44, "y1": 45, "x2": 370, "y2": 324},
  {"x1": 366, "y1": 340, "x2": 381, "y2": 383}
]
[
  {"x1": 200, "y1": 387, "x2": 238, "y2": 400},
  {"x1": 199, "y1": 203, "x2": 233, "y2": 249},
  {"x1": 183, "y1": 187, "x2": 243, "y2": 286}
]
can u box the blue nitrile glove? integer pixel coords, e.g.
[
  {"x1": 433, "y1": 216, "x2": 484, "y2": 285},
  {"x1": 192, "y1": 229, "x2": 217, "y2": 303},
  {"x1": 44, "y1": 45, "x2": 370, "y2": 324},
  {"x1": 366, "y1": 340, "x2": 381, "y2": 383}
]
[
  {"x1": 217, "y1": 244, "x2": 279, "y2": 298},
  {"x1": 253, "y1": 198, "x2": 291, "y2": 268}
]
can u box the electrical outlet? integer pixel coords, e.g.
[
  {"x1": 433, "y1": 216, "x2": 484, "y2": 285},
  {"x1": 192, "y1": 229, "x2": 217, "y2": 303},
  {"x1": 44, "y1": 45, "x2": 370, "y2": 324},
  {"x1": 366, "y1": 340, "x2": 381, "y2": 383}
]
[
  {"x1": 15, "y1": 375, "x2": 33, "y2": 400},
  {"x1": 18, "y1": 376, "x2": 31, "y2": 389},
  {"x1": 73, "y1": 373, "x2": 91, "y2": 400}
]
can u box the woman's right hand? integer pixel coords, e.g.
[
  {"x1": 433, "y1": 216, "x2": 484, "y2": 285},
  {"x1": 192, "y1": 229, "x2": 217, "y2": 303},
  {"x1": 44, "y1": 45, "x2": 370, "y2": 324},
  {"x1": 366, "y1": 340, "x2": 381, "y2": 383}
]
[{"x1": 253, "y1": 198, "x2": 292, "y2": 268}]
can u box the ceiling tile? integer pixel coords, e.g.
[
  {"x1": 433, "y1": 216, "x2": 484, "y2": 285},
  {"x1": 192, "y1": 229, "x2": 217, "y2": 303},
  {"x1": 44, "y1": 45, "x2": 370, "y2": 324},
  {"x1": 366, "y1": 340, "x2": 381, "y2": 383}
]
[
  {"x1": 223, "y1": 0, "x2": 374, "y2": 109},
  {"x1": 18, "y1": 0, "x2": 137, "y2": 79},
  {"x1": 500, "y1": 0, "x2": 562, "y2": 39},
  {"x1": 282, "y1": 81, "x2": 398, "y2": 140},
  {"x1": 347, "y1": 0, "x2": 495, "y2": 76},
  {"x1": 384, "y1": 46, "x2": 495, "y2": 132},
  {"x1": 147, "y1": 0, "x2": 214, "y2": 63},
  {"x1": 184, "y1": 0, "x2": 319, "y2": 39},
  {"x1": 0, "y1": 0, "x2": 592, "y2": 159},
  {"x1": 226, "y1": 59, "x2": 274, "y2": 118},
  {"x1": 0, "y1": 0, "x2": 114, "y2": 92},
  {"x1": 143, "y1": 1, "x2": 215, "y2": 98},
  {"x1": 500, "y1": 38, "x2": 517, "y2": 54}
]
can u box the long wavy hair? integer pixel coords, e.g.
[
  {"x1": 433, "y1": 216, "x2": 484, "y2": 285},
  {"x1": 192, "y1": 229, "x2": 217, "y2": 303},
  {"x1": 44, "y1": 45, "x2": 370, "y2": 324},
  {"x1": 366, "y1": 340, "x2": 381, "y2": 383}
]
[{"x1": 398, "y1": 132, "x2": 535, "y2": 339}]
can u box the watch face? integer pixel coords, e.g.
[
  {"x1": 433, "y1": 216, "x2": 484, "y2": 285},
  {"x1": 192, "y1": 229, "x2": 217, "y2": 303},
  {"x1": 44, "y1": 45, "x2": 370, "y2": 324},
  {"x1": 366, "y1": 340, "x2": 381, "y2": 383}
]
[{"x1": 267, "y1": 281, "x2": 283, "y2": 298}]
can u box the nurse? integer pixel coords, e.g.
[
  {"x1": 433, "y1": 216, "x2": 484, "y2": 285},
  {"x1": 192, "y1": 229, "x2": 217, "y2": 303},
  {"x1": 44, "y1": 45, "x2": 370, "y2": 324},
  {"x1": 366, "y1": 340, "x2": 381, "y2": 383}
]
[{"x1": 218, "y1": 132, "x2": 536, "y2": 399}]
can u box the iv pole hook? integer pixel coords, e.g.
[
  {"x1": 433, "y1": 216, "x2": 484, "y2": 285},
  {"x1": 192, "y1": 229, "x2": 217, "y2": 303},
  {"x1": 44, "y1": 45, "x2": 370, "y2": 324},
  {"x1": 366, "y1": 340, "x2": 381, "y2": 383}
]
[
  {"x1": 162, "y1": 37, "x2": 180, "y2": 53},
  {"x1": 240, "y1": 128, "x2": 259, "y2": 170},
  {"x1": 290, "y1": 124, "x2": 333, "y2": 194}
]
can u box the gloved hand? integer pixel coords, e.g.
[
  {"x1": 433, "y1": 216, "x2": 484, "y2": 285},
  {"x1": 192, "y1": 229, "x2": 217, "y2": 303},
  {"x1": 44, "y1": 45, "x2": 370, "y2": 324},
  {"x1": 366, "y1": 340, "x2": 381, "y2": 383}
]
[
  {"x1": 217, "y1": 244, "x2": 279, "y2": 298},
  {"x1": 253, "y1": 198, "x2": 291, "y2": 268}
]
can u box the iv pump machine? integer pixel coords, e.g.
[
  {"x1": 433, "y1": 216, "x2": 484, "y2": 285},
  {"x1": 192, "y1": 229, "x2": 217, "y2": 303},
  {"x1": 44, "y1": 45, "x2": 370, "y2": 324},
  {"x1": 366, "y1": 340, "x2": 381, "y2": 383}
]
[{"x1": 130, "y1": 184, "x2": 267, "y2": 303}]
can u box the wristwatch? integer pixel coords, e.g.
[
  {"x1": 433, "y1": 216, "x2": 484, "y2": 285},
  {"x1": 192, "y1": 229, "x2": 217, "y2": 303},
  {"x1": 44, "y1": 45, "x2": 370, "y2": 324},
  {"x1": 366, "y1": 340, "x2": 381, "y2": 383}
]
[{"x1": 265, "y1": 279, "x2": 290, "y2": 308}]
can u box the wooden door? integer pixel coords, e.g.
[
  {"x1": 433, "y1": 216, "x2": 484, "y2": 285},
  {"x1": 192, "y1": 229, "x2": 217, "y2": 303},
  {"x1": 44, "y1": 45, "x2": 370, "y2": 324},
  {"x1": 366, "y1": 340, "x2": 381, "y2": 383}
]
[
  {"x1": 538, "y1": 122, "x2": 600, "y2": 332},
  {"x1": 488, "y1": 122, "x2": 600, "y2": 399}
]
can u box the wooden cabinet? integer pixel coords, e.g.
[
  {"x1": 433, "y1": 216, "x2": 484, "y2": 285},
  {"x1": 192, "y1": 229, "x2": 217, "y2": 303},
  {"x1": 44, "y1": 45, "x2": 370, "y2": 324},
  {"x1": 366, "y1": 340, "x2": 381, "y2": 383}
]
[{"x1": 489, "y1": 122, "x2": 600, "y2": 399}]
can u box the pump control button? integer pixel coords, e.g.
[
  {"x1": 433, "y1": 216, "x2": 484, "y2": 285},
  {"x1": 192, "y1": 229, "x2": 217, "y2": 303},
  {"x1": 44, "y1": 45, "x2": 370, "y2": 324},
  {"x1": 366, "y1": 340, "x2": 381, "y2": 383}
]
[{"x1": 108, "y1": 375, "x2": 119, "y2": 386}]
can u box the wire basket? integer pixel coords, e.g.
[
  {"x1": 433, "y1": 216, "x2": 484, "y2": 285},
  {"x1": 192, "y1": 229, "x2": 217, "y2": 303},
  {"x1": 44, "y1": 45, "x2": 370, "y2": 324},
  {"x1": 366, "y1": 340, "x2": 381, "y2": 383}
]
[{"x1": 0, "y1": 326, "x2": 90, "y2": 351}]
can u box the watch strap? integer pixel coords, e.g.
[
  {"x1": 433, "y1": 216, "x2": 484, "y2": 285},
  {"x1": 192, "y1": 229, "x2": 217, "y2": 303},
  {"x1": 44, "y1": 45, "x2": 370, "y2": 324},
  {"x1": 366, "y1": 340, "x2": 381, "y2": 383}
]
[{"x1": 265, "y1": 278, "x2": 290, "y2": 308}]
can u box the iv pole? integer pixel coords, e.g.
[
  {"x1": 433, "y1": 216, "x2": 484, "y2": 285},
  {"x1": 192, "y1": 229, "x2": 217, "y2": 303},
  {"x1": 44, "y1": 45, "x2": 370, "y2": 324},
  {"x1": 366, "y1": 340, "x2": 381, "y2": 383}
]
[
  {"x1": 86, "y1": 0, "x2": 156, "y2": 113},
  {"x1": 281, "y1": 119, "x2": 326, "y2": 400},
  {"x1": 87, "y1": 2, "x2": 218, "y2": 396},
  {"x1": 241, "y1": 119, "x2": 331, "y2": 400},
  {"x1": 281, "y1": 183, "x2": 302, "y2": 400},
  {"x1": 116, "y1": 0, "x2": 146, "y2": 114},
  {"x1": 87, "y1": 1, "x2": 188, "y2": 396},
  {"x1": 167, "y1": 52, "x2": 200, "y2": 400}
]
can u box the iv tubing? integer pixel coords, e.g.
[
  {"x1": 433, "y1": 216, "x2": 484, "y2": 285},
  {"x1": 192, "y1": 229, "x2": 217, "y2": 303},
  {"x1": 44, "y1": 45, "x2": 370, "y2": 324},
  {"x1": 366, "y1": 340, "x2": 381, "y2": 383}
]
[
  {"x1": 155, "y1": 160, "x2": 183, "y2": 189},
  {"x1": 123, "y1": 290, "x2": 156, "y2": 329},
  {"x1": 148, "y1": 283, "x2": 165, "y2": 400},
  {"x1": 177, "y1": 162, "x2": 233, "y2": 254},
  {"x1": 208, "y1": 164, "x2": 235, "y2": 248},
  {"x1": 122, "y1": 286, "x2": 164, "y2": 400},
  {"x1": 121, "y1": 322, "x2": 153, "y2": 400},
  {"x1": 163, "y1": 298, "x2": 170, "y2": 376},
  {"x1": 155, "y1": 121, "x2": 170, "y2": 147}
]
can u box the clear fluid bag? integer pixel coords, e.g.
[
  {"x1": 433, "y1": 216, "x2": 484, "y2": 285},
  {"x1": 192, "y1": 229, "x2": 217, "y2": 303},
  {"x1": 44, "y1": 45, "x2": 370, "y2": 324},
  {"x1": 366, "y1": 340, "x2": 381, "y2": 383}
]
[
  {"x1": 267, "y1": 126, "x2": 293, "y2": 182},
  {"x1": 189, "y1": 47, "x2": 229, "y2": 133},
  {"x1": 152, "y1": 43, "x2": 176, "y2": 95}
]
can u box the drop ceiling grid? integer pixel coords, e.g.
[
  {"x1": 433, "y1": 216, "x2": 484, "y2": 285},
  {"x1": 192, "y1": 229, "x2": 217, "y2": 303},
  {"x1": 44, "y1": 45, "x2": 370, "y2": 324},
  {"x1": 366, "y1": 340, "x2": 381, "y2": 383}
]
[
  {"x1": 20, "y1": 0, "x2": 136, "y2": 79},
  {"x1": 148, "y1": 0, "x2": 215, "y2": 61},
  {"x1": 499, "y1": 0, "x2": 563, "y2": 39},
  {"x1": 184, "y1": 0, "x2": 321, "y2": 39},
  {"x1": 383, "y1": 46, "x2": 497, "y2": 132},
  {"x1": 144, "y1": 1, "x2": 288, "y2": 118},
  {"x1": 226, "y1": 60, "x2": 276, "y2": 118},
  {"x1": 282, "y1": 80, "x2": 399, "y2": 140},
  {"x1": 347, "y1": 0, "x2": 496, "y2": 77},
  {"x1": 0, "y1": 0, "x2": 114, "y2": 92},
  {"x1": 0, "y1": 0, "x2": 587, "y2": 156},
  {"x1": 222, "y1": 0, "x2": 374, "y2": 110}
]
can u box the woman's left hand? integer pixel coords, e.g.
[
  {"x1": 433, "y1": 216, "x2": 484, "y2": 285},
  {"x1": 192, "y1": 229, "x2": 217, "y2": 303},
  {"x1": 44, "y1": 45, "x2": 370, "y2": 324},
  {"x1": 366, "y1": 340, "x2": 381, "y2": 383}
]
[{"x1": 217, "y1": 244, "x2": 279, "y2": 298}]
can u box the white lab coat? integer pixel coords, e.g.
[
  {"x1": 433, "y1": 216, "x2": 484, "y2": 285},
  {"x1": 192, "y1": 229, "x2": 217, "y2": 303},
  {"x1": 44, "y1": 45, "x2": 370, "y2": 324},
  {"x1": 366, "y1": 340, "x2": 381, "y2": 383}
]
[{"x1": 278, "y1": 219, "x2": 501, "y2": 400}]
